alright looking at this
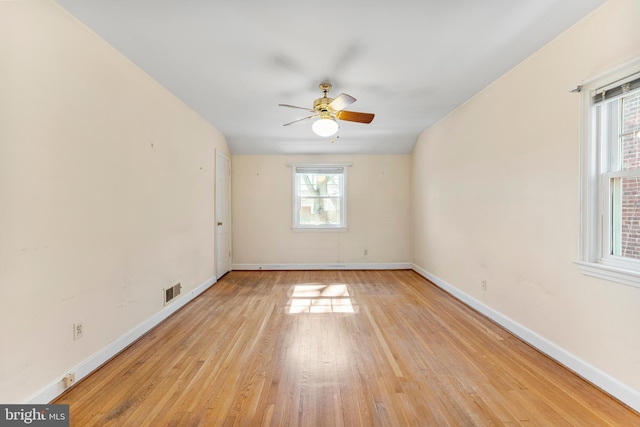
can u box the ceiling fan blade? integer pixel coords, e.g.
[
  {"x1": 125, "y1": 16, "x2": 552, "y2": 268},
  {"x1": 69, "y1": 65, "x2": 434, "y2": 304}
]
[
  {"x1": 335, "y1": 110, "x2": 375, "y2": 124},
  {"x1": 328, "y1": 93, "x2": 356, "y2": 111},
  {"x1": 283, "y1": 114, "x2": 317, "y2": 126},
  {"x1": 278, "y1": 103, "x2": 315, "y2": 113}
]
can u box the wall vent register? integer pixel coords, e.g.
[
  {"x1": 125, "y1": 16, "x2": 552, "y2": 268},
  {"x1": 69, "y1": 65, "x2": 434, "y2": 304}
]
[{"x1": 164, "y1": 283, "x2": 182, "y2": 305}]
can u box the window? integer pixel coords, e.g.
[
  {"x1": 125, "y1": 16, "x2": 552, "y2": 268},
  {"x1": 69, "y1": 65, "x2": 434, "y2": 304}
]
[
  {"x1": 577, "y1": 59, "x2": 640, "y2": 287},
  {"x1": 292, "y1": 165, "x2": 347, "y2": 230}
]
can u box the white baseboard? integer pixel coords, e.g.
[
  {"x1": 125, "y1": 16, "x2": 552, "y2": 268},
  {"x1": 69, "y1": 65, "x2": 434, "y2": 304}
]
[
  {"x1": 232, "y1": 262, "x2": 412, "y2": 270},
  {"x1": 27, "y1": 276, "x2": 217, "y2": 404},
  {"x1": 412, "y1": 264, "x2": 640, "y2": 413}
]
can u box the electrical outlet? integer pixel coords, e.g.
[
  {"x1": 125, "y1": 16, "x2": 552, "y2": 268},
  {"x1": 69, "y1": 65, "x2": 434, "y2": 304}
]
[
  {"x1": 73, "y1": 323, "x2": 84, "y2": 340},
  {"x1": 63, "y1": 373, "x2": 75, "y2": 388},
  {"x1": 364, "y1": 249, "x2": 368, "y2": 256},
  {"x1": 482, "y1": 280, "x2": 487, "y2": 291}
]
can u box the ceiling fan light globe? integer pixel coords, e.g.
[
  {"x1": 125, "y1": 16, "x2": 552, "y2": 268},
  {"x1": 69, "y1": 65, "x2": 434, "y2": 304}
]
[{"x1": 312, "y1": 118, "x2": 339, "y2": 137}]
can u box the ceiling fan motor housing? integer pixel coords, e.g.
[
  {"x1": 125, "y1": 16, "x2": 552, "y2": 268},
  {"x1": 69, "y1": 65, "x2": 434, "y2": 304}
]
[{"x1": 314, "y1": 97, "x2": 334, "y2": 113}]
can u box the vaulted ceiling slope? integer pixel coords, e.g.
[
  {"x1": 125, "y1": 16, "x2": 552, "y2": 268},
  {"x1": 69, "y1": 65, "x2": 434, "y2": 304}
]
[{"x1": 55, "y1": 0, "x2": 604, "y2": 155}]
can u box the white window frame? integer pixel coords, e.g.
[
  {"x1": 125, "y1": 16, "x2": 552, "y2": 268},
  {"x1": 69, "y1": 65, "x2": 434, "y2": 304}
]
[
  {"x1": 576, "y1": 57, "x2": 640, "y2": 288},
  {"x1": 291, "y1": 164, "x2": 349, "y2": 231}
]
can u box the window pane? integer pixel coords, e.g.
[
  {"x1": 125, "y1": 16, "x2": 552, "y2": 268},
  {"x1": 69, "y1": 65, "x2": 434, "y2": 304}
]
[
  {"x1": 298, "y1": 197, "x2": 341, "y2": 225},
  {"x1": 298, "y1": 174, "x2": 342, "y2": 197},
  {"x1": 612, "y1": 176, "x2": 640, "y2": 259},
  {"x1": 621, "y1": 91, "x2": 640, "y2": 171}
]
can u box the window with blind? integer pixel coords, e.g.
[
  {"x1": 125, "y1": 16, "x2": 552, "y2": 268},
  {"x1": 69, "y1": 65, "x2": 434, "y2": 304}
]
[
  {"x1": 577, "y1": 60, "x2": 640, "y2": 287},
  {"x1": 292, "y1": 165, "x2": 347, "y2": 230}
]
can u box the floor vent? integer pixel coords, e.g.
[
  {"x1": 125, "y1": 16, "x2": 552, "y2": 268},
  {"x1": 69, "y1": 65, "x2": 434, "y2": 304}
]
[{"x1": 164, "y1": 283, "x2": 181, "y2": 305}]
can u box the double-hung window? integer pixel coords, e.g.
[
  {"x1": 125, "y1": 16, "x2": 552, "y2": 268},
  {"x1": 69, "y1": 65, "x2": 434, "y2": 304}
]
[
  {"x1": 292, "y1": 165, "x2": 347, "y2": 230},
  {"x1": 577, "y1": 60, "x2": 640, "y2": 287}
]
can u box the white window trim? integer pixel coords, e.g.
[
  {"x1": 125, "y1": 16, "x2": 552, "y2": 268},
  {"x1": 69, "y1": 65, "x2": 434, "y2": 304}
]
[
  {"x1": 576, "y1": 57, "x2": 640, "y2": 288},
  {"x1": 290, "y1": 163, "x2": 349, "y2": 231}
]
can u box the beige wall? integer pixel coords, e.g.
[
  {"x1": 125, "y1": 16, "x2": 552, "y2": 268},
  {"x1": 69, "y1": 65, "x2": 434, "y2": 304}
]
[
  {"x1": 232, "y1": 155, "x2": 411, "y2": 266},
  {"x1": 0, "y1": 1, "x2": 229, "y2": 402},
  {"x1": 412, "y1": 0, "x2": 640, "y2": 394}
]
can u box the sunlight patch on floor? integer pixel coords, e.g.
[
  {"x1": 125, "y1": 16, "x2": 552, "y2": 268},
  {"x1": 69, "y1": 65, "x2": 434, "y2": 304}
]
[{"x1": 286, "y1": 283, "x2": 357, "y2": 314}]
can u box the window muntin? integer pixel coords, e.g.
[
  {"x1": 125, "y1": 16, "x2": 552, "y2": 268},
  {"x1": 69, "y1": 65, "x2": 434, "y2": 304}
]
[{"x1": 293, "y1": 166, "x2": 346, "y2": 229}]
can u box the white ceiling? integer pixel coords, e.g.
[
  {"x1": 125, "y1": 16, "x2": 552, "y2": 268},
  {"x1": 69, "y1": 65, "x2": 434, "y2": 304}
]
[{"x1": 55, "y1": 0, "x2": 604, "y2": 155}]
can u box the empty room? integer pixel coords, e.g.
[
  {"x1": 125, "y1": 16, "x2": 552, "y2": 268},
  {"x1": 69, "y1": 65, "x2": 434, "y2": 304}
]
[{"x1": 2, "y1": 0, "x2": 640, "y2": 425}]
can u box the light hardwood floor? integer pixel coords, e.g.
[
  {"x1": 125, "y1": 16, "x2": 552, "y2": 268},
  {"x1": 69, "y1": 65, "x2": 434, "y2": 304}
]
[{"x1": 54, "y1": 270, "x2": 640, "y2": 426}]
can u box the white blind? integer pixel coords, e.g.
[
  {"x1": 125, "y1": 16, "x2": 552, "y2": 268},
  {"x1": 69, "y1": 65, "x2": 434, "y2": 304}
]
[
  {"x1": 296, "y1": 166, "x2": 344, "y2": 174},
  {"x1": 593, "y1": 73, "x2": 640, "y2": 104}
]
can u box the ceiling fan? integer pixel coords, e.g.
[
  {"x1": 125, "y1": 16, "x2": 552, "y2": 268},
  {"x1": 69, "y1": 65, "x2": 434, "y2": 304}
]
[{"x1": 279, "y1": 83, "x2": 374, "y2": 137}]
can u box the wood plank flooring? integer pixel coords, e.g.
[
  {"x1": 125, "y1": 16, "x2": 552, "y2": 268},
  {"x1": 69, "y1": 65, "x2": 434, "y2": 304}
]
[{"x1": 54, "y1": 270, "x2": 640, "y2": 426}]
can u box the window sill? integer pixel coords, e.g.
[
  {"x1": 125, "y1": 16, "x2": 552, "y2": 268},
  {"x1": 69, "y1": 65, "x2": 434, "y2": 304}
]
[
  {"x1": 575, "y1": 260, "x2": 640, "y2": 288},
  {"x1": 292, "y1": 227, "x2": 348, "y2": 233}
]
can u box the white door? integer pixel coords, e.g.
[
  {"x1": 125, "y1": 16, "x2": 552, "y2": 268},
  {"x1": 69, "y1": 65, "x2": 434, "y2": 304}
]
[{"x1": 216, "y1": 151, "x2": 231, "y2": 278}]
